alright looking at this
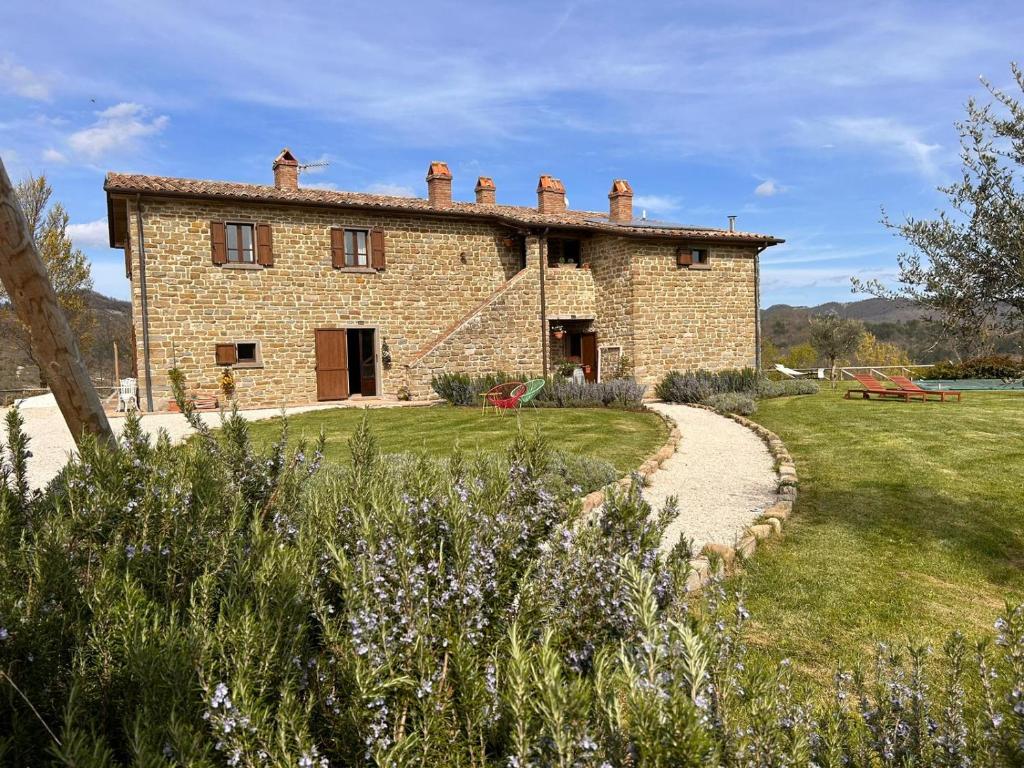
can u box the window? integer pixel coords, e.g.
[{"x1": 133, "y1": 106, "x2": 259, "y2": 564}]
[
  {"x1": 344, "y1": 229, "x2": 369, "y2": 267},
  {"x1": 547, "y1": 237, "x2": 582, "y2": 268},
  {"x1": 215, "y1": 340, "x2": 262, "y2": 368},
  {"x1": 225, "y1": 223, "x2": 255, "y2": 263},
  {"x1": 676, "y1": 246, "x2": 710, "y2": 268},
  {"x1": 236, "y1": 342, "x2": 258, "y2": 364}
]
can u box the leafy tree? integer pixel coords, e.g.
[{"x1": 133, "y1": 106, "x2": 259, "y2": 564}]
[
  {"x1": 855, "y1": 63, "x2": 1024, "y2": 358},
  {"x1": 782, "y1": 342, "x2": 818, "y2": 370},
  {"x1": 809, "y1": 314, "x2": 863, "y2": 386},
  {"x1": 0, "y1": 174, "x2": 94, "y2": 384},
  {"x1": 855, "y1": 331, "x2": 912, "y2": 367}
]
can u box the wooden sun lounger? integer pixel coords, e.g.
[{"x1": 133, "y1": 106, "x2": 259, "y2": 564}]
[
  {"x1": 844, "y1": 373, "x2": 927, "y2": 402},
  {"x1": 889, "y1": 375, "x2": 962, "y2": 402}
]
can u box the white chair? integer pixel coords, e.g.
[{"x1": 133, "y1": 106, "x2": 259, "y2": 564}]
[{"x1": 118, "y1": 378, "x2": 139, "y2": 412}]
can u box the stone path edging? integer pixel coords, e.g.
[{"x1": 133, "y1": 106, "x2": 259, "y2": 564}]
[
  {"x1": 683, "y1": 403, "x2": 798, "y2": 589},
  {"x1": 574, "y1": 403, "x2": 798, "y2": 593}
]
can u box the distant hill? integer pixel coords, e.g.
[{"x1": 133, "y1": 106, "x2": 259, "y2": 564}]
[
  {"x1": 762, "y1": 298, "x2": 951, "y2": 363},
  {"x1": 1, "y1": 291, "x2": 132, "y2": 399}
]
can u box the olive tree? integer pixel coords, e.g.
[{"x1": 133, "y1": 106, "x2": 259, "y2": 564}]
[
  {"x1": 809, "y1": 314, "x2": 863, "y2": 387},
  {"x1": 855, "y1": 63, "x2": 1024, "y2": 358}
]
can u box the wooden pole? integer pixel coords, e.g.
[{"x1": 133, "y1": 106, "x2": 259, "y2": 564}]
[
  {"x1": 0, "y1": 155, "x2": 114, "y2": 446},
  {"x1": 113, "y1": 341, "x2": 120, "y2": 384}
]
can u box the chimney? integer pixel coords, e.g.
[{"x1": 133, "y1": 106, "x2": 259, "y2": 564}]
[
  {"x1": 426, "y1": 161, "x2": 453, "y2": 206},
  {"x1": 608, "y1": 179, "x2": 633, "y2": 223},
  {"x1": 727, "y1": 215, "x2": 736, "y2": 232},
  {"x1": 475, "y1": 176, "x2": 496, "y2": 205},
  {"x1": 537, "y1": 175, "x2": 566, "y2": 214},
  {"x1": 272, "y1": 148, "x2": 299, "y2": 190}
]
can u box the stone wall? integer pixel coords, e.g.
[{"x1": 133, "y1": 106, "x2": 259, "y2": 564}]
[
  {"x1": 121, "y1": 194, "x2": 761, "y2": 408},
  {"x1": 123, "y1": 197, "x2": 524, "y2": 407},
  {"x1": 630, "y1": 243, "x2": 758, "y2": 388}
]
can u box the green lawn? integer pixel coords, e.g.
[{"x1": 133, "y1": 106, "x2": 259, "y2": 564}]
[
  {"x1": 741, "y1": 385, "x2": 1024, "y2": 679},
  {"x1": 245, "y1": 405, "x2": 667, "y2": 475}
]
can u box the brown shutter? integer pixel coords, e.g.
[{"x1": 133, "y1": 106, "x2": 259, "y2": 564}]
[
  {"x1": 211, "y1": 221, "x2": 227, "y2": 265},
  {"x1": 256, "y1": 223, "x2": 274, "y2": 266},
  {"x1": 676, "y1": 246, "x2": 693, "y2": 267},
  {"x1": 215, "y1": 343, "x2": 237, "y2": 366},
  {"x1": 370, "y1": 228, "x2": 386, "y2": 270},
  {"x1": 330, "y1": 227, "x2": 345, "y2": 268}
]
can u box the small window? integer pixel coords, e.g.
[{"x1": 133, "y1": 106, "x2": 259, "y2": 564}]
[
  {"x1": 344, "y1": 229, "x2": 369, "y2": 267},
  {"x1": 691, "y1": 248, "x2": 709, "y2": 265},
  {"x1": 225, "y1": 223, "x2": 255, "y2": 264},
  {"x1": 236, "y1": 342, "x2": 258, "y2": 364},
  {"x1": 548, "y1": 237, "x2": 582, "y2": 268},
  {"x1": 215, "y1": 340, "x2": 262, "y2": 368}
]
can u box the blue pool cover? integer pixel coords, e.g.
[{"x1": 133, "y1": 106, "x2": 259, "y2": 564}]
[{"x1": 917, "y1": 378, "x2": 1024, "y2": 391}]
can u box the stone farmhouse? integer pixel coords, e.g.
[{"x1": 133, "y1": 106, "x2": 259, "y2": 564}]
[{"x1": 104, "y1": 150, "x2": 783, "y2": 409}]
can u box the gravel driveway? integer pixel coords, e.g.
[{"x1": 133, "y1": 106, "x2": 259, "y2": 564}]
[
  {"x1": 0, "y1": 401, "x2": 411, "y2": 491},
  {"x1": 645, "y1": 403, "x2": 778, "y2": 553}
]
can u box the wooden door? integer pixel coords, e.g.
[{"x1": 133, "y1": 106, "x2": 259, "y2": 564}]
[
  {"x1": 358, "y1": 330, "x2": 377, "y2": 396},
  {"x1": 315, "y1": 329, "x2": 349, "y2": 401},
  {"x1": 581, "y1": 332, "x2": 598, "y2": 382}
]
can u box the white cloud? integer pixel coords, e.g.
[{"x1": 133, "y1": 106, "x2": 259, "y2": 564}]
[
  {"x1": 364, "y1": 183, "x2": 416, "y2": 198},
  {"x1": 632, "y1": 194, "x2": 681, "y2": 216},
  {"x1": 0, "y1": 56, "x2": 50, "y2": 100},
  {"x1": 42, "y1": 148, "x2": 67, "y2": 163},
  {"x1": 67, "y1": 218, "x2": 110, "y2": 248},
  {"x1": 68, "y1": 103, "x2": 168, "y2": 159},
  {"x1": 754, "y1": 179, "x2": 783, "y2": 197},
  {"x1": 828, "y1": 116, "x2": 943, "y2": 178}
]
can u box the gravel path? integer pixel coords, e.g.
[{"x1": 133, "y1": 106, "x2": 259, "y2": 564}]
[
  {"x1": 645, "y1": 403, "x2": 778, "y2": 554},
  {"x1": 0, "y1": 400, "x2": 423, "y2": 491}
]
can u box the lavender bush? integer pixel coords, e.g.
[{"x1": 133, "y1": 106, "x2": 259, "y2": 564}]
[
  {"x1": 431, "y1": 372, "x2": 646, "y2": 409},
  {"x1": 2, "y1": 406, "x2": 1024, "y2": 765}
]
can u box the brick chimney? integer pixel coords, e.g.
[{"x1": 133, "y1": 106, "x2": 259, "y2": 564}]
[
  {"x1": 608, "y1": 179, "x2": 633, "y2": 222},
  {"x1": 537, "y1": 175, "x2": 566, "y2": 214},
  {"x1": 272, "y1": 148, "x2": 299, "y2": 190},
  {"x1": 426, "y1": 161, "x2": 453, "y2": 206},
  {"x1": 475, "y1": 176, "x2": 496, "y2": 205}
]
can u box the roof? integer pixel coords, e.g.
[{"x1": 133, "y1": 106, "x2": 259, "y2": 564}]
[{"x1": 103, "y1": 172, "x2": 784, "y2": 246}]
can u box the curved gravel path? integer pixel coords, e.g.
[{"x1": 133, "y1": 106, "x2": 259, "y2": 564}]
[{"x1": 645, "y1": 403, "x2": 778, "y2": 554}]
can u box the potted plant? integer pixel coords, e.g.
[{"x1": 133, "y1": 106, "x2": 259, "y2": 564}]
[
  {"x1": 557, "y1": 361, "x2": 578, "y2": 378},
  {"x1": 583, "y1": 364, "x2": 592, "y2": 376},
  {"x1": 551, "y1": 324, "x2": 566, "y2": 340}
]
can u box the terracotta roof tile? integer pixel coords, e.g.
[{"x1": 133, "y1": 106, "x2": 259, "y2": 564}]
[{"x1": 103, "y1": 172, "x2": 783, "y2": 244}]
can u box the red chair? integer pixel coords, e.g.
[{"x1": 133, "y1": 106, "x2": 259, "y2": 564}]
[{"x1": 481, "y1": 382, "x2": 527, "y2": 414}]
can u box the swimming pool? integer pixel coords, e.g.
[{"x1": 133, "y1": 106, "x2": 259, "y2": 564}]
[{"x1": 916, "y1": 378, "x2": 1024, "y2": 391}]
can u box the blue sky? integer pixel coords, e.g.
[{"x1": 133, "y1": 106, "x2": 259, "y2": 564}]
[{"x1": 2, "y1": 0, "x2": 1021, "y2": 307}]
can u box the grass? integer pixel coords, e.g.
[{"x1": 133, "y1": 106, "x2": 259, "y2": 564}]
[
  {"x1": 245, "y1": 405, "x2": 668, "y2": 475},
  {"x1": 740, "y1": 384, "x2": 1024, "y2": 679}
]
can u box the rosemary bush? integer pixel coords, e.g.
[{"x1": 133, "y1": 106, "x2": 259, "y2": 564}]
[
  {"x1": 657, "y1": 368, "x2": 818, "y2": 405},
  {"x1": 2, "y1": 406, "x2": 1024, "y2": 766}
]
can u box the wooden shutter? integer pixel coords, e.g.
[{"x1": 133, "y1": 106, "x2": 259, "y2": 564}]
[
  {"x1": 330, "y1": 227, "x2": 345, "y2": 268},
  {"x1": 256, "y1": 223, "x2": 274, "y2": 266},
  {"x1": 370, "y1": 228, "x2": 386, "y2": 270},
  {"x1": 314, "y1": 329, "x2": 349, "y2": 400},
  {"x1": 676, "y1": 247, "x2": 693, "y2": 267},
  {"x1": 215, "y1": 343, "x2": 237, "y2": 366},
  {"x1": 211, "y1": 221, "x2": 227, "y2": 265}
]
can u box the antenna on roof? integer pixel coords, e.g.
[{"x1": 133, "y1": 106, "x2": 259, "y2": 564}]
[
  {"x1": 297, "y1": 160, "x2": 330, "y2": 174},
  {"x1": 641, "y1": 209, "x2": 647, "y2": 221}
]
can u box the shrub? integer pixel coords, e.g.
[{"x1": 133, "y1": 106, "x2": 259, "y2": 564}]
[
  {"x1": 703, "y1": 392, "x2": 757, "y2": 416},
  {"x1": 2, "y1": 409, "x2": 1024, "y2": 765},
  {"x1": 926, "y1": 355, "x2": 1024, "y2": 380},
  {"x1": 431, "y1": 372, "x2": 646, "y2": 409},
  {"x1": 756, "y1": 378, "x2": 820, "y2": 398},
  {"x1": 655, "y1": 367, "x2": 761, "y2": 403}
]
